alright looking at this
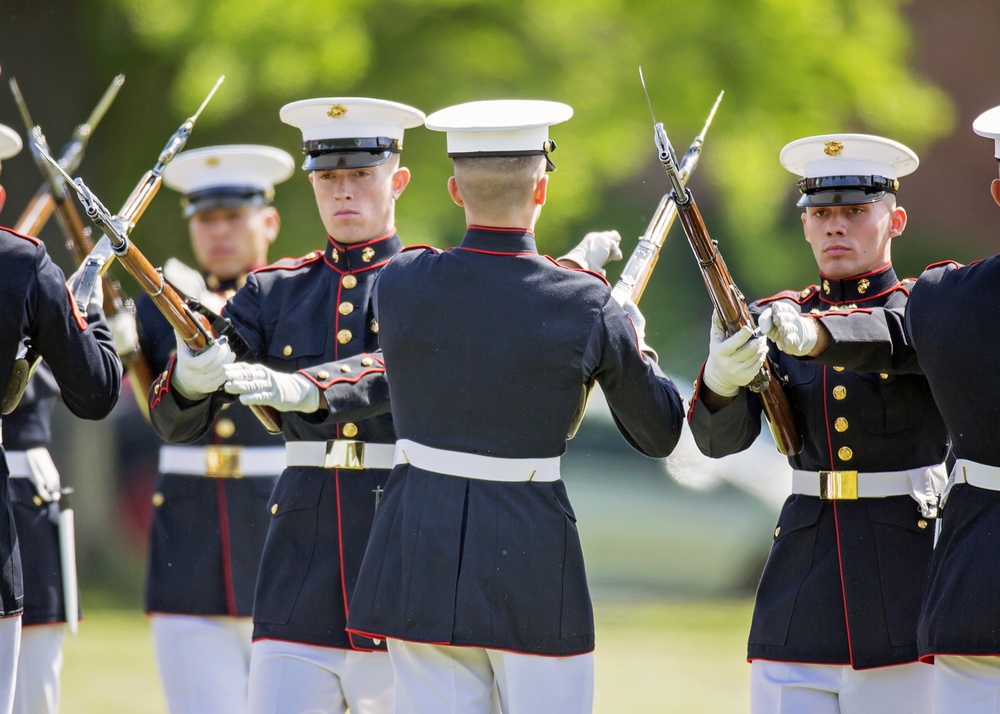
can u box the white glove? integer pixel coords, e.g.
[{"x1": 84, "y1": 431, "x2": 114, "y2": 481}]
[
  {"x1": 223, "y1": 363, "x2": 321, "y2": 413},
  {"x1": 107, "y1": 312, "x2": 139, "y2": 357},
  {"x1": 622, "y1": 299, "x2": 652, "y2": 354},
  {"x1": 702, "y1": 312, "x2": 768, "y2": 397},
  {"x1": 558, "y1": 230, "x2": 623, "y2": 274},
  {"x1": 66, "y1": 263, "x2": 104, "y2": 313},
  {"x1": 758, "y1": 302, "x2": 818, "y2": 357},
  {"x1": 171, "y1": 334, "x2": 235, "y2": 399}
]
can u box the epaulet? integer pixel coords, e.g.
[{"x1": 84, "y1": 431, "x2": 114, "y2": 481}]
[
  {"x1": 924, "y1": 259, "x2": 964, "y2": 271},
  {"x1": 758, "y1": 285, "x2": 817, "y2": 306},
  {"x1": 544, "y1": 255, "x2": 610, "y2": 285},
  {"x1": 399, "y1": 244, "x2": 440, "y2": 255},
  {"x1": 895, "y1": 276, "x2": 918, "y2": 294},
  {"x1": 2, "y1": 226, "x2": 41, "y2": 246},
  {"x1": 253, "y1": 250, "x2": 323, "y2": 274}
]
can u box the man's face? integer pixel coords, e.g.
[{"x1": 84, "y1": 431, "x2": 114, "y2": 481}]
[
  {"x1": 308, "y1": 159, "x2": 410, "y2": 245},
  {"x1": 801, "y1": 199, "x2": 905, "y2": 279},
  {"x1": 188, "y1": 205, "x2": 278, "y2": 280}
]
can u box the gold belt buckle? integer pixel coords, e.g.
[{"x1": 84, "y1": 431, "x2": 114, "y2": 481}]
[
  {"x1": 819, "y1": 470, "x2": 858, "y2": 500},
  {"x1": 205, "y1": 446, "x2": 243, "y2": 478},
  {"x1": 324, "y1": 440, "x2": 365, "y2": 470}
]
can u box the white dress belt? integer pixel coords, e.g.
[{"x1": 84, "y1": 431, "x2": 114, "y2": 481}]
[
  {"x1": 951, "y1": 459, "x2": 1000, "y2": 493},
  {"x1": 285, "y1": 441, "x2": 395, "y2": 470},
  {"x1": 393, "y1": 439, "x2": 561, "y2": 483},
  {"x1": 5, "y1": 450, "x2": 34, "y2": 479},
  {"x1": 791, "y1": 463, "x2": 948, "y2": 518},
  {"x1": 159, "y1": 445, "x2": 284, "y2": 478},
  {"x1": 4, "y1": 447, "x2": 62, "y2": 501}
]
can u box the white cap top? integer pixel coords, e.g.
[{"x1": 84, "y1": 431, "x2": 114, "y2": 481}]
[
  {"x1": 425, "y1": 100, "x2": 572, "y2": 167},
  {"x1": 163, "y1": 145, "x2": 295, "y2": 217},
  {"x1": 280, "y1": 97, "x2": 425, "y2": 170},
  {"x1": 0, "y1": 124, "x2": 23, "y2": 161},
  {"x1": 973, "y1": 106, "x2": 1000, "y2": 158},
  {"x1": 780, "y1": 133, "x2": 918, "y2": 206}
]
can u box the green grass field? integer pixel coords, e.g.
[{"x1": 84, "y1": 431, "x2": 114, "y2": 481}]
[{"x1": 61, "y1": 598, "x2": 754, "y2": 713}]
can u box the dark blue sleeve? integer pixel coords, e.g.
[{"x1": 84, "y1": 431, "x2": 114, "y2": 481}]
[
  {"x1": 25, "y1": 247, "x2": 121, "y2": 420},
  {"x1": 588, "y1": 298, "x2": 684, "y2": 458}
]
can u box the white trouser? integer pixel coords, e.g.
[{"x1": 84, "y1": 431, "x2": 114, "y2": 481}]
[
  {"x1": 388, "y1": 639, "x2": 594, "y2": 714},
  {"x1": 151, "y1": 614, "x2": 253, "y2": 714},
  {"x1": 750, "y1": 660, "x2": 932, "y2": 714},
  {"x1": 248, "y1": 638, "x2": 394, "y2": 714},
  {"x1": 0, "y1": 617, "x2": 22, "y2": 714},
  {"x1": 934, "y1": 656, "x2": 1000, "y2": 713},
  {"x1": 13, "y1": 624, "x2": 65, "y2": 714}
]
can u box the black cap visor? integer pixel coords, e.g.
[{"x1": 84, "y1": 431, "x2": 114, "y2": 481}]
[
  {"x1": 182, "y1": 186, "x2": 270, "y2": 218},
  {"x1": 301, "y1": 137, "x2": 402, "y2": 171},
  {"x1": 796, "y1": 174, "x2": 899, "y2": 207}
]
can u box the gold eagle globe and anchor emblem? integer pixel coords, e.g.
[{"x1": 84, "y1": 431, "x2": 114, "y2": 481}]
[
  {"x1": 361, "y1": 247, "x2": 376, "y2": 263},
  {"x1": 327, "y1": 104, "x2": 349, "y2": 119},
  {"x1": 823, "y1": 140, "x2": 845, "y2": 156},
  {"x1": 857, "y1": 278, "x2": 870, "y2": 294}
]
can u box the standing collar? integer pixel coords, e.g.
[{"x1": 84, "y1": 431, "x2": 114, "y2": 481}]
[
  {"x1": 460, "y1": 225, "x2": 538, "y2": 255},
  {"x1": 204, "y1": 272, "x2": 249, "y2": 295},
  {"x1": 817, "y1": 264, "x2": 899, "y2": 304},
  {"x1": 325, "y1": 230, "x2": 403, "y2": 272}
]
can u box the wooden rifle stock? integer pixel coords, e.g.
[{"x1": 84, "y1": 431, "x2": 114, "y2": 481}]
[
  {"x1": 674, "y1": 198, "x2": 801, "y2": 455},
  {"x1": 112, "y1": 242, "x2": 283, "y2": 434}
]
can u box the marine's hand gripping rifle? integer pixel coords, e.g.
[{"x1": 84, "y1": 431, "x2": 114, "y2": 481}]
[
  {"x1": 643, "y1": 79, "x2": 801, "y2": 456},
  {"x1": 38, "y1": 145, "x2": 283, "y2": 436}
]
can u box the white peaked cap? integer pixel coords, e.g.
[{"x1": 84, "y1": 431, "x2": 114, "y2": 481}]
[
  {"x1": 164, "y1": 145, "x2": 295, "y2": 196},
  {"x1": 780, "y1": 133, "x2": 918, "y2": 206},
  {"x1": 0, "y1": 124, "x2": 23, "y2": 161},
  {"x1": 780, "y1": 133, "x2": 919, "y2": 180},
  {"x1": 279, "y1": 97, "x2": 424, "y2": 170},
  {"x1": 425, "y1": 99, "x2": 573, "y2": 159},
  {"x1": 973, "y1": 106, "x2": 1000, "y2": 158},
  {"x1": 280, "y1": 97, "x2": 425, "y2": 143}
]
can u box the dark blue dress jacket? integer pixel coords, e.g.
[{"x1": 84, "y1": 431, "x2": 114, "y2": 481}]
[{"x1": 688, "y1": 265, "x2": 949, "y2": 669}]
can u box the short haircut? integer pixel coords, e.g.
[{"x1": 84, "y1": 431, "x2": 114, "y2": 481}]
[{"x1": 453, "y1": 155, "x2": 545, "y2": 217}]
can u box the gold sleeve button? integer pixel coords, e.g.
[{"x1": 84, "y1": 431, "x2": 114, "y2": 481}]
[
  {"x1": 270, "y1": 503, "x2": 278, "y2": 515},
  {"x1": 340, "y1": 364, "x2": 351, "y2": 373},
  {"x1": 361, "y1": 357, "x2": 374, "y2": 367},
  {"x1": 317, "y1": 370, "x2": 330, "y2": 380},
  {"x1": 283, "y1": 345, "x2": 293, "y2": 357}
]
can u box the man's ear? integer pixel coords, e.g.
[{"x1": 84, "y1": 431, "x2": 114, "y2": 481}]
[
  {"x1": 447, "y1": 176, "x2": 464, "y2": 207},
  {"x1": 391, "y1": 167, "x2": 411, "y2": 199},
  {"x1": 889, "y1": 205, "x2": 908, "y2": 237},
  {"x1": 263, "y1": 206, "x2": 281, "y2": 246},
  {"x1": 533, "y1": 174, "x2": 548, "y2": 206},
  {"x1": 991, "y1": 178, "x2": 1000, "y2": 207}
]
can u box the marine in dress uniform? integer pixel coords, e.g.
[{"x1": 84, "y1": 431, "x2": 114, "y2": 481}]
[
  {"x1": 0, "y1": 123, "x2": 121, "y2": 714},
  {"x1": 124, "y1": 145, "x2": 294, "y2": 714},
  {"x1": 148, "y1": 98, "x2": 426, "y2": 714},
  {"x1": 762, "y1": 109, "x2": 1000, "y2": 713},
  {"x1": 687, "y1": 135, "x2": 949, "y2": 714},
  {"x1": 7, "y1": 362, "x2": 76, "y2": 714},
  {"x1": 343, "y1": 100, "x2": 685, "y2": 714}
]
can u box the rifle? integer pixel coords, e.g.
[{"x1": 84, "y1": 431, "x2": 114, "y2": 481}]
[
  {"x1": 34, "y1": 81, "x2": 283, "y2": 436},
  {"x1": 566, "y1": 97, "x2": 723, "y2": 439},
  {"x1": 640, "y1": 70, "x2": 802, "y2": 456},
  {"x1": 611, "y1": 91, "x2": 723, "y2": 306},
  {"x1": 8, "y1": 76, "x2": 156, "y2": 416}
]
